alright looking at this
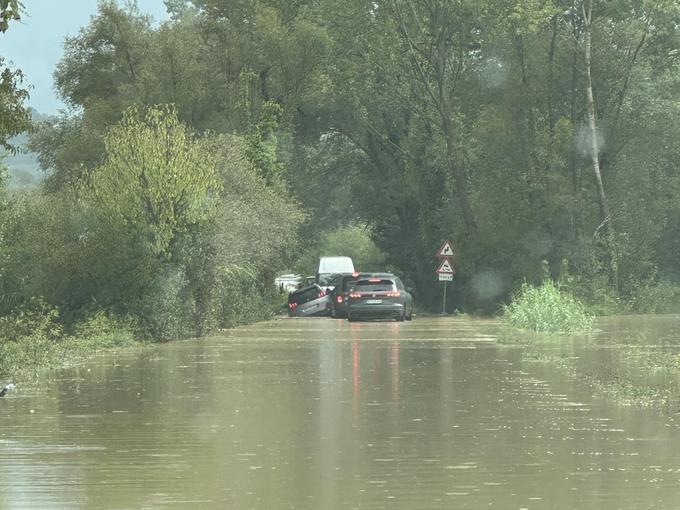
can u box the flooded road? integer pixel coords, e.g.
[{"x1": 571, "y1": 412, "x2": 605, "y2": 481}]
[{"x1": 2, "y1": 316, "x2": 680, "y2": 509}]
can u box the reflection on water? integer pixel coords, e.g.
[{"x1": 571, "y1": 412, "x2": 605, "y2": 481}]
[{"x1": 1, "y1": 316, "x2": 680, "y2": 508}]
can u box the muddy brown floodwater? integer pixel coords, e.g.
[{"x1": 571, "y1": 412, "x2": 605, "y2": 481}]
[{"x1": 2, "y1": 315, "x2": 680, "y2": 509}]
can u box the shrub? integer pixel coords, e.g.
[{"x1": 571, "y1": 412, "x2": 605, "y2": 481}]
[
  {"x1": 628, "y1": 280, "x2": 680, "y2": 314},
  {"x1": 71, "y1": 310, "x2": 136, "y2": 349},
  {"x1": 503, "y1": 280, "x2": 594, "y2": 334},
  {"x1": 136, "y1": 266, "x2": 191, "y2": 341}
]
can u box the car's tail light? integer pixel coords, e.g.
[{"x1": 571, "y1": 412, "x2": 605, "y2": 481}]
[
  {"x1": 352, "y1": 272, "x2": 359, "y2": 278},
  {"x1": 368, "y1": 278, "x2": 381, "y2": 282},
  {"x1": 318, "y1": 290, "x2": 326, "y2": 298},
  {"x1": 288, "y1": 302, "x2": 298, "y2": 309},
  {"x1": 386, "y1": 291, "x2": 401, "y2": 297},
  {"x1": 336, "y1": 295, "x2": 343, "y2": 303},
  {"x1": 349, "y1": 292, "x2": 362, "y2": 299}
]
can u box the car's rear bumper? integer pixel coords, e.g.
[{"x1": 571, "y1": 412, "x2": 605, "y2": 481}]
[
  {"x1": 348, "y1": 303, "x2": 404, "y2": 320},
  {"x1": 289, "y1": 299, "x2": 330, "y2": 317}
]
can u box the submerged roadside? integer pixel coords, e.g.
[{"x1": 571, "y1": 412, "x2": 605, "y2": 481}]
[
  {"x1": 0, "y1": 292, "x2": 288, "y2": 388},
  {"x1": 500, "y1": 314, "x2": 680, "y2": 411}
]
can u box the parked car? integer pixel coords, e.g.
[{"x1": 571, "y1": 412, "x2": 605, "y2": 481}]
[
  {"x1": 328, "y1": 272, "x2": 358, "y2": 318},
  {"x1": 329, "y1": 272, "x2": 394, "y2": 319},
  {"x1": 346, "y1": 275, "x2": 414, "y2": 321},
  {"x1": 317, "y1": 256, "x2": 355, "y2": 290},
  {"x1": 287, "y1": 284, "x2": 330, "y2": 317}
]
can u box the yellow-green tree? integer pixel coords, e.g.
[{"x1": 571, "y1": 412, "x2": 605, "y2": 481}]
[{"x1": 85, "y1": 105, "x2": 222, "y2": 259}]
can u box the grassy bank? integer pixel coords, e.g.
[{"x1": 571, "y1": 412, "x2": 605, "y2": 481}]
[
  {"x1": 0, "y1": 307, "x2": 140, "y2": 383},
  {"x1": 0, "y1": 291, "x2": 287, "y2": 385}
]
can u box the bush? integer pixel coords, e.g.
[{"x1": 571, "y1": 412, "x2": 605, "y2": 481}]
[
  {"x1": 564, "y1": 274, "x2": 622, "y2": 316},
  {"x1": 503, "y1": 280, "x2": 594, "y2": 334},
  {"x1": 628, "y1": 280, "x2": 680, "y2": 314},
  {"x1": 216, "y1": 267, "x2": 278, "y2": 329},
  {"x1": 71, "y1": 310, "x2": 136, "y2": 349}
]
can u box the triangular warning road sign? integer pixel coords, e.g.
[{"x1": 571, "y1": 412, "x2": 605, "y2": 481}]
[
  {"x1": 436, "y1": 257, "x2": 455, "y2": 274},
  {"x1": 437, "y1": 240, "x2": 455, "y2": 257}
]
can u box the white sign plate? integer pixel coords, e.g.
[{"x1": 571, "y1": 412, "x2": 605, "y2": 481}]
[
  {"x1": 437, "y1": 240, "x2": 455, "y2": 257},
  {"x1": 436, "y1": 257, "x2": 455, "y2": 274},
  {"x1": 439, "y1": 273, "x2": 453, "y2": 281}
]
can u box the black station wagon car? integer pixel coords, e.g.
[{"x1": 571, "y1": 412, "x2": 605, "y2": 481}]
[{"x1": 346, "y1": 275, "x2": 414, "y2": 321}]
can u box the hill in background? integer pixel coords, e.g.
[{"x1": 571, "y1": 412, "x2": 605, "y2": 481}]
[{"x1": 2, "y1": 109, "x2": 49, "y2": 189}]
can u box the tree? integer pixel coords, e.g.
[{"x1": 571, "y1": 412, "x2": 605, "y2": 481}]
[
  {"x1": 0, "y1": 0, "x2": 21, "y2": 33},
  {"x1": 0, "y1": 0, "x2": 30, "y2": 154},
  {"x1": 84, "y1": 105, "x2": 222, "y2": 258},
  {"x1": 0, "y1": 60, "x2": 30, "y2": 152},
  {"x1": 389, "y1": 0, "x2": 482, "y2": 237},
  {"x1": 582, "y1": 0, "x2": 617, "y2": 286}
]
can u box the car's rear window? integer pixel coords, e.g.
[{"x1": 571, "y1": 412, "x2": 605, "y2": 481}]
[
  {"x1": 352, "y1": 279, "x2": 396, "y2": 292},
  {"x1": 289, "y1": 285, "x2": 323, "y2": 304},
  {"x1": 318, "y1": 273, "x2": 340, "y2": 286},
  {"x1": 342, "y1": 277, "x2": 358, "y2": 292}
]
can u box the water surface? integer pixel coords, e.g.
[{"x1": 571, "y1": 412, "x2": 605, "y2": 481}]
[{"x1": 2, "y1": 316, "x2": 680, "y2": 509}]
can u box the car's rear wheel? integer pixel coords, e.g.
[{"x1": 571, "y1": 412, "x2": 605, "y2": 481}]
[
  {"x1": 347, "y1": 313, "x2": 356, "y2": 322},
  {"x1": 396, "y1": 311, "x2": 405, "y2": 322}
]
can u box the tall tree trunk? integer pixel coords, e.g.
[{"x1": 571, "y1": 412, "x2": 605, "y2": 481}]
[
  {"x1": 583, "y1": 0, "x2": 618, "y2": 287},
  {"x1": 569, "y1": 1, "x2": 582, "y2": 243}
]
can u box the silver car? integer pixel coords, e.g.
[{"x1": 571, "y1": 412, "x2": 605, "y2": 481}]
[{"x1": 287, "y1": 284, "x2": 331, "y2": 317}]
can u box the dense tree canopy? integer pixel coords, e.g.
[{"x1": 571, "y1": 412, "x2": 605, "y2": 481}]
[{"x1": 1, "y1": 0, "x2": 678, "y2": 334}]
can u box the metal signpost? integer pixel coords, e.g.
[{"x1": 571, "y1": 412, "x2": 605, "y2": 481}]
[{"x1": 435, "y1": 241, "x2": 455, "y2": 314}]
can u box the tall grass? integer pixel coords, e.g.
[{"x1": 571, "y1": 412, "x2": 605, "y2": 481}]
[{"x1": 503, "y1": 280, "x2": 594, "y2": 334}]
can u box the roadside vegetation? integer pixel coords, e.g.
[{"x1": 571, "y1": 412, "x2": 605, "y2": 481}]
[{"x1": 503, "y1": 280, "x2": 594, "y2": 334}]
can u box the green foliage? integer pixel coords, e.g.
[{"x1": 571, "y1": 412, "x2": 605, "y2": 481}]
[
  {"x1": 0, "y1": 58, "x2": 31, "y2": 152},
  {"x1": 628, "y1": 281, "x2": 680, "y2": 314},
  {"x1": 10, "y1": 0, "x2": 680, "y2": 327},
  {"x1": 295, "y1": 223, "x2": 386, "y2": 277},
  {"x1": 0, "y1": 297, "x2": 62, "y2": 342},
  {"x1": 504, "y1": 280, "x2": 595, "y2": 334},
  {"x1": 136, "y1": 265, "x2": 190, "y2": 341},
  {"x1": 0, "y1": 0, "x2": 21, "y2": 33},
  {"x1": 5, "y1": 109, "x2": 303, "y2": 344},
  {"x1": 85, "y1": 105, "x2": 222, "y2": 258},
  {"x1": 245, "y1": 101, "x2": 284, "y2": 184},
  {"x1": 0, "y1": 304, "x2": 137, "y2": 379},
  {"x1": 71, "y1": 310, "x2": 135, "y2": 349}
]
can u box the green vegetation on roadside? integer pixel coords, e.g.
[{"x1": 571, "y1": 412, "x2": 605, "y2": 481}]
[
  {"x1": 503, "y1": 280, "x2": 594, "y2": 334},
  {"x1": 0, "y1": 303, "x2": 138, "y2": 381}
]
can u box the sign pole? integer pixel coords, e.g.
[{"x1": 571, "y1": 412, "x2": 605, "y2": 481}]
[
  {"x1": 435, "y1": 241, "x2": 455, "y2": 316},
  {"x1": 443, "y1": 280, "x2": 447, "y2": 314}
]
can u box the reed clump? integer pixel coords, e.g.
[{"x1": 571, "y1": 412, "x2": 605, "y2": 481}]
[{"x1": 504, "y1": 280, "x2": 594, "y2": 334}]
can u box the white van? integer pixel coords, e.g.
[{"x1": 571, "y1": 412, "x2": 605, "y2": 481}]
[{"x1": 317, "y1": 256, "x2": 355, "y2": 289}]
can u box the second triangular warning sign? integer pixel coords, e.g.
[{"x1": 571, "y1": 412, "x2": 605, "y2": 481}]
[{"x1": 436, "y1": 257, "x2": 454, "y2": 274}]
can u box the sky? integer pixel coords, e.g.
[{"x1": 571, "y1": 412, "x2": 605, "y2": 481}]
[{"x1": 1, "y1": 0, "x2": 170, "y2": 115}]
